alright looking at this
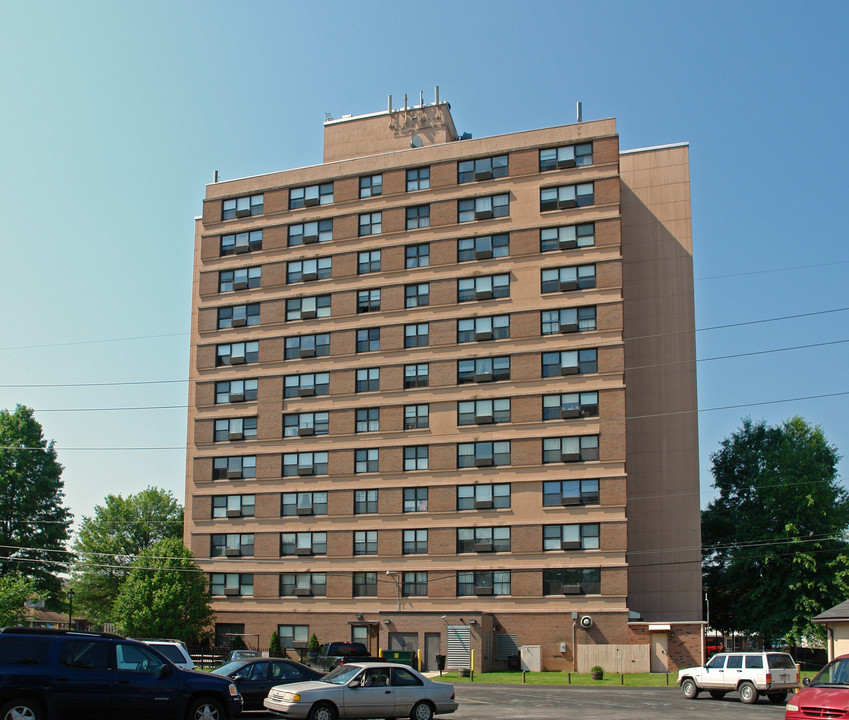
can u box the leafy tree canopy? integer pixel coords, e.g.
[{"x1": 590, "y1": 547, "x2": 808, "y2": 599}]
[
  {"x1": 0, "y1": 405, "x2": 72, "y2": 600},
  {"x1": 702, "y1": 416, "x2": 849, "y2": 643},
  {"x1": 71, "y1": 487, "x2": 183, "y2": 626},
  {"x1": 0, "y1": 573, "x2": 40, "y2": 627},
  {"x1": 112, "y1": 537, "x2": 213, "y2": 644}
]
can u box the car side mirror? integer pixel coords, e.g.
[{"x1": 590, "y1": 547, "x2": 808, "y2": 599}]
[
  {"x1": 803, "y1": 677, "x2": 811, "y2": 687},
  {"x1": 233, "y1": 675, "x2": 246, "y2": 683},
  {"x1": 348, "y1": 679, "x2": 361, "y2": 689},
  {"x1": 159, "y1": 664, "x2": 172, "y2": 678}
]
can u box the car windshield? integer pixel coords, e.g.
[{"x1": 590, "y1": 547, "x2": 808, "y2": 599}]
[
  {"x1": 813, "y1": 658, "x2": 849, "y2": 685},
  {"x1": 211, "y1": 661, "x2": 247, "y2": 676},
  {"x1": 322, "y1": 665, "x2": 362, "y2": 685}
]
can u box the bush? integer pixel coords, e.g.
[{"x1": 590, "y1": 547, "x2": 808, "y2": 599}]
[{"x1": 269, "y1": 631, "x2": 282, "y2": 658}]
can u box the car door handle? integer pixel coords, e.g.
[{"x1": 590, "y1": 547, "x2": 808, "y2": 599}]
[
  {"x1": 385, "y1": 690, "x2": 391, "y2": 694},
  {"x1": 118, "y1": 679, "x2": 130, "y2": 684}
]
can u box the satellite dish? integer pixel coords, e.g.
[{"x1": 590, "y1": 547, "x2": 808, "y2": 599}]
[{"x1": 410, "y1": 135, "x2": 423, "y2": 148}]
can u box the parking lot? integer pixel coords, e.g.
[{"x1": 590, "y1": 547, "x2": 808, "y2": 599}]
[{"x1": 245, "y1": 684, "x2": 791, "y2": 720}]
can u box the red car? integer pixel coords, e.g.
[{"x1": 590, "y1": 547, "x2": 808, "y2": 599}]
[{"x1": 787, "y1": 653, "x2": 849, "y2": 719}]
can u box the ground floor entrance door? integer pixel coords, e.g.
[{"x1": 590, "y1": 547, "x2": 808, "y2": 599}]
[{"x1": 424, "y1": 633, "x2": 441, "y2": 671}]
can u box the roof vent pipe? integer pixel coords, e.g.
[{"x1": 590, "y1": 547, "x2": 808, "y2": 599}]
[
  {"x1": 435, "y1": 85, "x2": 439, "y2": 105},
  {"x1": 577, "y1": 102, "x2": 583, "y2": 123},
  {"x1": 388, "y1": 95, "x2": 392, "y2": 113}
]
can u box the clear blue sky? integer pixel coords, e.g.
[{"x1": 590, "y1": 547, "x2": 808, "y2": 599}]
[{"x1": 1, "y1": 0, "x2": 847, "y2": 530}]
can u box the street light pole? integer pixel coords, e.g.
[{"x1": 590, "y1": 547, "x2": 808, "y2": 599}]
[{"x1": 68, "y1": 589, "x2": 75, "y2": 630}]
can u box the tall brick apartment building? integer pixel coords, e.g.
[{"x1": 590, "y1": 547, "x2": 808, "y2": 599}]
[{"x1": 185, "y1": 95, "x2": 703, "y2": 673}]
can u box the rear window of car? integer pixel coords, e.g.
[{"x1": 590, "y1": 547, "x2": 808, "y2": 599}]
[
  {"x1": 768, "y1": 653, "x2": 796, "y2": 669},
  {"x1": 148, "y1": 644, "x2": 186, "y2": 664},
  {"x1": 330, "y1": 643, "x2": 369, "y2": 657},
  {"x1": 0, "y1": 637, "x2": 51, "y2": 665},
  {"x1": 745, "y1": 656, "x2": 764, "y2": 668}
]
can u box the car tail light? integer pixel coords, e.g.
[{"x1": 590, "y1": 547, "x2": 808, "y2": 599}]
[{"x1": 765, "y1": 673, "x2": 772, "y2": 684}]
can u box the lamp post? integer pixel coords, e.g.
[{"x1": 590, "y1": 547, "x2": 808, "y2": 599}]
[{"x1": 68, "y1": 588, "x2": 75, "y2": 630}]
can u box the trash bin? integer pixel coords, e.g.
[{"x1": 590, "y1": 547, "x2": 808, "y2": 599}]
[
  {"x1": 381, "y1": 650, "x2": 415, "y2": 668},
  {"x1": 435, "y1": 654, "x2": 446, "y2": 675}
]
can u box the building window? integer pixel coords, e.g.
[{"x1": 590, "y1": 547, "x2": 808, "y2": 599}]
[
  {"x1": 354, "y1": 530, "x2": 378, "y2": 555},
  {"x1": 214, "y1": 417, "x2": 257, "y2": 442},
  {"x1": 289, "y1": 183, "x2": 333, "y2": 209},
  {"x1": 284, "y1": 373, "x2": 330, "y2": 398},
  {"x1": 406, "y1": 205, "x2": 430, "y2": 230},
  {"x1": 355, "y1": 450, "x2": 379, "y2": 475},
  {"x1": 457, "y1": 399, "x2": 510, "y2": 426},
  {"x1": 288, "y1": 258, "x2": 332, "y2": 283},
  {"x1": 540, "y1": 223, "x2": 595, "y2": 252},
  {"x1": 404, "y1": 487, "x2": 428, "y2": 513},
  {"x1": 458, "y1": 194, "x2": 510, "y2": 223},
  {"x1": 457, "y1": 441, "x2": 510, "y2": 468},
  {"x1": 215, "y1": 623, "x2": 245, "y2": 646},
  {"x1": 281, "y1": 532, "x2": 327, "y2": 556},
  {"x1": 281, "y1": 491, "x2": 328, "y2": 516},
  {"x1": 288, "y1": 219, "x2": 333, "y2": 246},
  {"x1": 457, "y1": 274, "x2": 510, "y2": 302},
  {"x1": 404, "y1": 446, "x2": 428, "y2": 471},
  {"x1": 286, "y1": 295, "x2": 331, "y2": 321},
  {"x1": 356, "y1": 408, "x2": 379, "y2": 433},
  {"x1": 404, "y1": 404, "x2": 429, "y2": 430},
  {"x1": 213, "y1": 455, "x2": 256, "y2": 480},
  {"x1": 354, "y1": 488, "x2": 378, "y2": 513},
  {"x1": 357, "y1": 289, "x2": 381, "y2": 314},
  {"x1": 543, "y1": 524, "x2": 600, "y2": 551},
  {"x1": 403, "y1": 529, "x2": 427, "y2": 554},
  {"x1": 404, "y1": 323, "x2": 429, "y2": 348},
  {"x1": 215, "y1": 379, "x2": 258, "y2": 404},
  {"x1": 457, "y1": 570, "x2": 510, "y2": 596},
  {"x1": 457, "y1": 356, "x2": 510, "y2": 384},
  {"x1": 282, "y1": 452, "x2": 329, "y2": 476},
  {"x1": 458, "y1": 155, "x2": 508, "y2": 183},
  {"x1": 284, "y1": 333, "x2": 330, "y2": 359},
  {"x1": 404, "y1": 363, "x2": 429, "y2": 389},
  {"x1": 541, "y1": 349, "x2": 597, "y2": 377},
  {"x1": 216, "y1": 341, "x2": 259, "y2": 366},
  {"x1": 541, "y1": 265, "x2": 596, "y2": 293},
  {"x1": 281, "y1": 573, "x2": 326, "y2": 597},
  {"x1": 356, "y1": 328, "x2": 380, "y2": 353},
  {"x1": 212, "y1": 495, "x2": 255, "y2": 519},
  {"x1": 405, "y1": 283, "x2": 429, "y2": 308},
  {"x1": 210, "y1": 573, "x2": 253, "y2": 596},
  {"x1": 543, "y1": 392, "x2": 599, "y2": 420},
  {"x1": 222, "y1": 194, "x2": 263, "y2": 220},
  {"x1": 457, "y1": 233, "x2": 509, "y2": 262},
  {"x1": 541, "y1": 307, "x2": 596, "y2": 335},
  {"x1": 542, "y1": 568, "x2": 600, "y2": 595},
  {"x1": 221, "y1": 230, "x2": 262, "y2": 256},
  {"x1": 543, "y1": 435, "x2": 600, "y2": 463},
  {"x1": 539, "y1": 143, "x2": 593, "y2": 171},
  {"x1": 543, "y1": 479, "x2": 600, "y2": 507},
  {"x1": 217, "y1": 304, "x2": 260, "y2": 329},
  {"x1": 406, "y1": 167, "x2": 429, "y2": 191},
  {"x1": 406, "y1": 243, "x2": 429, "y2": 268},
  {"x1": 402, "y1": 571, "x2": 427, "y2": 597},
  {"x1": 353, "y1": 572, "x2": 377, "y2": 597},
  {"x1": 540, "y1": 183, "x2": 594, "y2": 211},
  {"x1": 219, "y1": 267, "x2": 261, "y2": 292},
  {"x1": 457, "y1": 527, "x2": 510, "y2": 553},
  {"x1": 284, "y1": 412, "x2": 329, "y2": 437},
  {"x1": 211, "y1": 533, "x2": 254, "y2": 558},
  {"x1": 357, "y1": 251, "x2": 381, "y2": 275},
  {"x1": 277, "y1": 625, "x2": 309, "y2": 648},
  {"x1": 359, "y1": 213, "x2": 382, "y2": 237},
  {"x1": 457, "y1": 483, "x2": 510, "y2": 511},
  {"x1": 457, "y1": 315, "x2": 509, "y2": 343},
  {"x1": 360, "y1": 174, "x2": 382, "y2": 198},
  {"x1": 356, "y1": 368, "x2": 380, "y2": 393}
]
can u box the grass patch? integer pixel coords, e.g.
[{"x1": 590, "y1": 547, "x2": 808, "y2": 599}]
[{"x1": 434, "y1": 671, "x2": 676, "y2": 686}]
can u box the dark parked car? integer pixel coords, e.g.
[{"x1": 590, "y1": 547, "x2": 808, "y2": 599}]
[
  {"x1": 0, "y1": 627, "x2": 242, "y2": 720},
  {"x1": 211, "y1": 657, "x2": 322, "y2": 710},
  {"x1": 224, "y1": 649, "x2": 262, "y2": 663}
]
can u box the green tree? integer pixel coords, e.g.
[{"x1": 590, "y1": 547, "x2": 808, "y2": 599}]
[
  {"x1": 269, "y1": 631, "x2": 282, "y2": 658},
  {"x1": 0, "y1": 405, "x2": 72, "y2": 600},
  {"x1": 702, "y1": 416, "x2": 849, "y2": 643},
  {"x1": 0, "y1": 573, "x2": 40, "y2": 626},
  {"x1": 70, "y1": 487, "x2": 183, "y2": 626},
  {"x1": 112, "y1": 537, "x2": 213, "y2": 644}
]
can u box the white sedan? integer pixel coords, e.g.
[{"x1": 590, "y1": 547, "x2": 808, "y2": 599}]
[{"x1": 263, "y1": 661, "x2": 458, "y2": 720}]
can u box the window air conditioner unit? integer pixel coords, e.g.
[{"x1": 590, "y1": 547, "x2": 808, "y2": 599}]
[
  {"x1": 560, "y1": 408, "x2": 581, "y2": 419},
  {"x1": 559, "y1": 280, "x2": 579, "y2": 291},
  {"x1": 474, "y1": 372, "x2": 493, "y2": 382},
  {"x1": 561, "y1": 540, "x2": 582, "y2": 551},
  {"x1": 474, "y1": 542, "x2": 494, "y2": 553},
  {"x1": 474, "y1": 457, "x2": 494, "y2": 468},
  {"x1": 583, "y1": 405, "x2": 598, "y2": 417},
  {"x1": 559, "y1": 366, "x2": 579, "y2": 376},
  {"x1": 299, "y1": 348, "x2": 316, "y2": 358},
  {"x1": 557, "y1": 199, "x2": 577, "y2": 210},
  {"x1": 474, "y1": 500, "x2": 494, "y2": 510},
  {"x1": 224, "y1": 588, "x2": 239, "y2": 596},
  {"x1": 296, "y1": 507, "x2": 313, "y2": 516},
  {"x1": 303, "y1": 234, "x2": 319, "y2": 244},
  {"x1": 304, "y1": 197, "x2": 320, "y2": 207},
  {"x1": 293, "y1": 588, "x2": 312, "y2": 596},
  {"x1": 295, "y1": 547, "x2": 312, "y2": 556},
  {"x1": 475, "y1": 170, "x2": 492, "y2": 181},
  {"x1": 302, "y1": 272, "x2": 317, "y2": 281},
  {"x1": 561, "y1": 452, "x2": 581, "y2": 463},
  {"x1": 298, "y1": 387, "x2": 315, "y2": 397},
  {"x1": 232, "y1": 316, "x2": 247, "y2": 327},
  {"x1": 558, "y1": 239, "x2": 578, "y2": 250},
  {"x1": 562, "y1": 585, "x2": 582, "y2": 595},
  {"x1": 298, "y1": 427, "x2": 315, "y2": 437},
  {"x1": 557, "y1": 158, "x2": 576, "y2": 169},
  {"x1": 233, "y1": 279, "x2": 248, "y2": 290},
  {"x1": 474, "y1": 586, "x2": 494, "y2": 596},
  {"x1": 475, "y1": 415, "x2": 494, "y2": 425},
  {"x1": 297, "y1": 467, "x2": 314, "y2": 476},
  {"x1": 559, "y1": 323, "x2": 579, "y2": 334},
  {"x1": 225, "y1": 509, "x2": 241, "y2": 518},
  {"x1": 228, "y1": 430, "x2": 244, "y2": 441},
  {"x1": 475, "y1": 209, "x2": 493, "y2": 220},
  {"x1": 560, "y1": 497, "x2": 581, "y2": 506},
  {"x1": 230, "y1": 354, "x2": 246, "y2": 365},
  {"x1": 229, "y1": 392, "x2": 244, "y2": 403},
  {"x1": 302, "y1": 310, "x2": 317, "y2": 319},
  {"x1": 235, "y1": 207, "x2": 251, "y2": 218},
  {"x1": 475, "y1": 249, "x2": 493, "y2": 260},
  {"x1": 226, "y1": 469, "x2": 243, "y2": 479},
  {"x1": 234, "y1": 238, "x2": 250, "y2": 253},
  {"x1": 474, "y1": 289, "x2": 493, "y2": 301},
  {"x1": 474, "y1": 331, "x2": 493, "y2": 341},
  {"x1": 224, "y1": 548, "x2": 240, "y2": 557}
]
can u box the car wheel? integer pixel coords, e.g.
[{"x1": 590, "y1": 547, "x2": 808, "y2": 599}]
[
  {"x1": 308, "y1": 702, "x2": 337, "y2": 720},
  {"x1": 738, "y1": 681, "x2": 758, "y2": 704},
  {"x1": 410, "y1": 701, "x2": 434, "y2": 720},
  {"x1": 767, "y1": 691, "x2": 788, "y2": 704},
  {"x1": 681, "y1": 678, "x2": 700, "y2": 699},
  {"x1": 709, "y1": 690, "x2": 726, "y2": 699},
  {"x1": 187, "y1": 697, "x2": 224, "y2": 720},
  {"x1": 1, "y1": 699, "x2": 43, "y2": 720}
]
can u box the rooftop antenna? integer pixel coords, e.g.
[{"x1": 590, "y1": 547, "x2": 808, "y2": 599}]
[
  {"x1": 577, "y1": 101, "x2": 583, "y2": 123},
  {"x1": 387, "y1": 95, "x2": 392, "y2": 113},
  {"x1": 213, "y1": 170, "x2": 219, "y2": 183},
  {"x1": 419, "y1": 90, "x2": 423, "y2": 107},
  {"x1": 435, "y1": 85, "x2": 440, "y2": 105}
]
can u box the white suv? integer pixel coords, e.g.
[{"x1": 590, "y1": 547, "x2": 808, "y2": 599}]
[
  {"x1": 677, "y1": 651, "x2": 798, "y2": 704},
  {"x1": 135, "y1": 638, "x2": 196, "y2": 670}
]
